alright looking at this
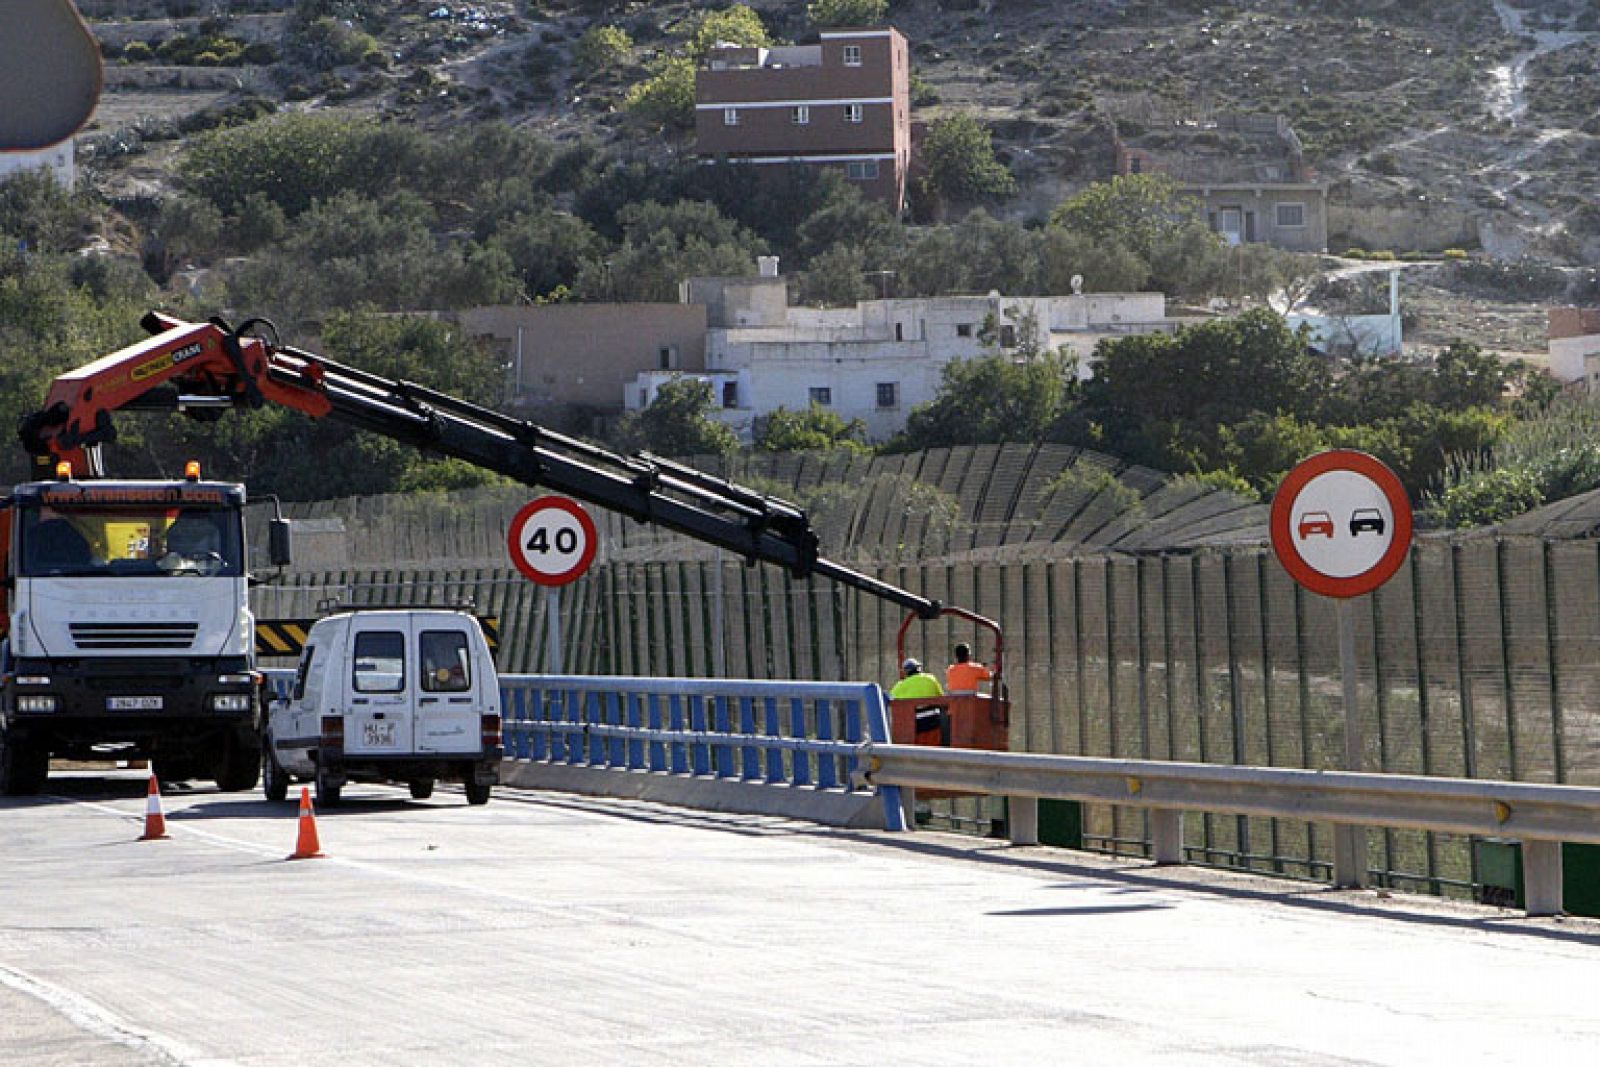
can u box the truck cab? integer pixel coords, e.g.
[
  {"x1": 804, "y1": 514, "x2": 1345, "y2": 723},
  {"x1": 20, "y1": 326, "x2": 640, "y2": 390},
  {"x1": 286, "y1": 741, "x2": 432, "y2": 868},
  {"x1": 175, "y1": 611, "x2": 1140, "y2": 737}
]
[
  {"x1": 263, "y1": 609, "x2": 502, "y2": 806},
  {"x1": 0, "y1": 473, "x2": 262, "y2": 795}
]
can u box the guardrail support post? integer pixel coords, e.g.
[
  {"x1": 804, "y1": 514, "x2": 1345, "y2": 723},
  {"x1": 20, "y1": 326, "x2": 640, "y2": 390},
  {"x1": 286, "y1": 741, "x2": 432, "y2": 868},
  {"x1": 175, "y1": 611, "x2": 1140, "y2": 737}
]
[
  {"x1": 1008, "y1": 796, "x2": 1038, "y2": 846},
  {"x1": 1333, "y1": 827, "x2": 1367, "y2": 888},
  {"x1": 1151, "y1": 809, "x2": 1183, "y2": 865},
  {"x1": 1522, "y1": 839, "x2": 1564, "y2": 917}
]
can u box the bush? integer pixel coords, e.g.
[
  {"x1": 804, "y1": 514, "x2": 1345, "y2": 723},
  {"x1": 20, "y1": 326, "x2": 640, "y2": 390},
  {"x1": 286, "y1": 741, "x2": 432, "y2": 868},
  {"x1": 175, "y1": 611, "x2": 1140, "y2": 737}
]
[
  {"x1": 123, "y1": 41, "x2": 154, "y2": 62},
  {"x1": 576, "y1": 25, "x2": 633, "y2": 74}
]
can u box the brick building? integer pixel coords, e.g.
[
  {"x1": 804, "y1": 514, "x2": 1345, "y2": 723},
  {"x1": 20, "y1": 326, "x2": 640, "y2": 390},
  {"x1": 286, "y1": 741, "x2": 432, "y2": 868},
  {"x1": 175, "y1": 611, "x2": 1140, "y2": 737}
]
[{"x1": 694, "y1": 28, "x2": 911, "y2": 214}]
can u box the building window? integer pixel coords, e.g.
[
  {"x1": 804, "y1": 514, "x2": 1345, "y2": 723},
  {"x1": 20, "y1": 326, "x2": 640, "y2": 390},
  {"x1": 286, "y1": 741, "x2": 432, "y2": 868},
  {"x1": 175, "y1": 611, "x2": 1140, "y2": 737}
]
[
  {"x1": 843, "y1": 44, "x2": 862, "y2": 66},
  {"x1": 722, "y1": 381, "x2": 738, "y2": 408},
  {"x1": 846, "y1": 159, "x2": 879, "y2": 180},
  {"x1": 1276, "y1": 202, "x2": 1306, "y2": 228},
  {"x1": 876, "y1": 382, "x2": 898, "y2": 409},
  {"x1": 723, "y1": 108, "x2": 740, "y2": 126},
  {"x1": 809, "y1": 387, "x2": 832, "y2": 407},
  {"x1": 658, "y1": 346, "x2": 677, "y2": 371},
  {"x1": 844, "y1": 103, "x2": 864, "y2": 124},
  {"x1": 791, "y1": 105, "x2": 810, "y2": 125},
  {"x1": 956, "y1": 323, "x2": 973, "y2": 338},
  {"x1": 1130, "y1": 156, "x2": 1143, "y2": 174}
]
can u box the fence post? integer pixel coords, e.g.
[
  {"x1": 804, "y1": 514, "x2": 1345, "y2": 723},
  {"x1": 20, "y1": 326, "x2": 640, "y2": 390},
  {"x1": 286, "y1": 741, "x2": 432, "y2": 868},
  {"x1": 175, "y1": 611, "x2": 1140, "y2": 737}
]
[
  {"x1": 1009, "y1": 796, "x2": 1039, "y2": 845},
  {"x1": 1523, "y1": 839, "x2": 1564, "y2": 917},
  {"x1": 1151, "y1": 809, "x2": 1184, "y2": 864}
]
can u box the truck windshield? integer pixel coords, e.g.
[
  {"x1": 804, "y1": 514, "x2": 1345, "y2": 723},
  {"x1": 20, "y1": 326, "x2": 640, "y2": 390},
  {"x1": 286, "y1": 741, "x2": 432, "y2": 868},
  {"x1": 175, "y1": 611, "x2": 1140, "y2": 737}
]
[{"x1": 18, "y1": 505, "x2": 244, "y2": 578}]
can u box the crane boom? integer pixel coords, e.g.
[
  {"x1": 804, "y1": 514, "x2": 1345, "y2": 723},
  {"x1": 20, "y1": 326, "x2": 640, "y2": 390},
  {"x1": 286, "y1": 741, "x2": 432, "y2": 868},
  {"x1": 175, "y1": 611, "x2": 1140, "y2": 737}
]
[{"x1": 19, "y1": 312, "x2": 945, "y2": 619}]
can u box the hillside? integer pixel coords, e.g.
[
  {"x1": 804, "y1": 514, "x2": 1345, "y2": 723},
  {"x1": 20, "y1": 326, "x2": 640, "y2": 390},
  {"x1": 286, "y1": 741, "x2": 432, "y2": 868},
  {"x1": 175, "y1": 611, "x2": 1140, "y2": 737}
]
[{"x1": 66, "y1": 0, "x2": 1600, "y2": 352}]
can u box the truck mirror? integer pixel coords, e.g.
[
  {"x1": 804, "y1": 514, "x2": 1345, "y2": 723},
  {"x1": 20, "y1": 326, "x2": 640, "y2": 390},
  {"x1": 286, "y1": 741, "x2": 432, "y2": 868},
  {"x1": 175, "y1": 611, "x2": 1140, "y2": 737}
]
[{"x1": 268, "y1": 517, "x2": 293, "y2": 568}]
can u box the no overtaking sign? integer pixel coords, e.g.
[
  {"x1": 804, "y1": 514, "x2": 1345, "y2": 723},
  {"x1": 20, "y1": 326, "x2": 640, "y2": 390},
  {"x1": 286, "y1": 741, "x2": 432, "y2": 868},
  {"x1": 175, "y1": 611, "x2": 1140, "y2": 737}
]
[{"x1": 1269, "y1": 450, "x2": 1413, "y2": 599}]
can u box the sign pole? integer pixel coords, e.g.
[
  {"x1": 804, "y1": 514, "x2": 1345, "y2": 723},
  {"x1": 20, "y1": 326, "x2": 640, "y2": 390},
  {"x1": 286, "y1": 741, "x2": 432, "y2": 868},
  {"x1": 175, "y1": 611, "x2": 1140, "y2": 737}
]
[
  {"x1": 508, "y1": 496, "x2": 597, "y2": 675},
  {"x1": 1333, "y1": 597, "x2": 1367, "y2": 888},
  {"x1": 1270, "y1": 450, "x2": 1412, "y2": 892},
  {"x1": 544, "y1": 586, "x2": 563, "y2": 675}
]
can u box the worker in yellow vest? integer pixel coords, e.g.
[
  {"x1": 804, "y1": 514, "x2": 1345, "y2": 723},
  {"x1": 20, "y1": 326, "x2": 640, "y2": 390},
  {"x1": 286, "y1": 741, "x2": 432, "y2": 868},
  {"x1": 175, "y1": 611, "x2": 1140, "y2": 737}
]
[{"x1": 890, "y1": 657, "x2": 944, "y2": 700}]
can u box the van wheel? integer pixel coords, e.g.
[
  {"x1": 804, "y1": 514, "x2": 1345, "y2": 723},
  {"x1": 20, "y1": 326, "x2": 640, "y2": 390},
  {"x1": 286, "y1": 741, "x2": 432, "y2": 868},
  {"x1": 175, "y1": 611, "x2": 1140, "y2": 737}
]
[
  {"x1": 0, "y1": 733, "x2": 48, "y2": 796},
  {"x1": 465, "y1": 780, "x2": 491, "y2": 806},
  {"x1": 214, "y1": 731, "x2": 261, "y2": 793},
  {"x1": 261, "y1": 736, "x2": 290, "y2": 803},
  {"x1": 408, "y1": 779, "x2": 435, "y2": 800},
  {"x1": 316, "y1": 768, "x2": 342, "y2": 807}
]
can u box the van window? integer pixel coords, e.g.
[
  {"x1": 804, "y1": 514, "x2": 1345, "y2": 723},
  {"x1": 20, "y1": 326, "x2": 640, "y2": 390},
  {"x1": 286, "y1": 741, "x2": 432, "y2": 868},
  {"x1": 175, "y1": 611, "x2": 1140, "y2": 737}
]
[
  {"x1": 352, "y1": 630, "x2": 405, "y2": 693},
  {"x1": 292, "y1": 645, "x2": 317, "y2": 701},
  {"x1": 420, "y1": 630, "x2": 471, "y2": 693}
]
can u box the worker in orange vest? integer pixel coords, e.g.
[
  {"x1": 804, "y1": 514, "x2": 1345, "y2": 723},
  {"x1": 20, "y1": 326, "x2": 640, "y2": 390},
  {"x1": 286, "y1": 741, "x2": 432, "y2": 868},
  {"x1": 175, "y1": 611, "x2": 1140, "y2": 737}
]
[{"x1": 945, "y1": 642, "x2": 993, "y2": 695}]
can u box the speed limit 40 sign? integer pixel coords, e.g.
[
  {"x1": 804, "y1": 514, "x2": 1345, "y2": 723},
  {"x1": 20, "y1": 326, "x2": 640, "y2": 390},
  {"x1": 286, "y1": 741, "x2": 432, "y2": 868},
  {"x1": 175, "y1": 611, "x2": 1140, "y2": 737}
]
[
  {"x1": 1270, "y1": 450, "x2": 1413, "y2": 599},
  {"x1": 508, "y1": 496, "x2": 598, "y2": 586}
]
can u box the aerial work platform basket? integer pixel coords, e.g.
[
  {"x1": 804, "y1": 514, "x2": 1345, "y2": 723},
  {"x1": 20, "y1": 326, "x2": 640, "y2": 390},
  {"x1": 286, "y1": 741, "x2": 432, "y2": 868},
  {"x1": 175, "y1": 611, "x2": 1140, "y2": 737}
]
[{"x1": 887, "y1": 606, "x2": 1010, "y2": 754}]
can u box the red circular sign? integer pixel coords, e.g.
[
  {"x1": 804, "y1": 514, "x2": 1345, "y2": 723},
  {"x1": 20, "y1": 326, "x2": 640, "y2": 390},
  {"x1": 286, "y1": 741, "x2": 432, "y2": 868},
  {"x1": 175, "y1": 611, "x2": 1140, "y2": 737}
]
[
  {"x1": 507, "y1": 497, "x2": 598, "y2": 587},
  {"x1": 1270, "y1": 450, "x2": 1413, "y2": 598}
]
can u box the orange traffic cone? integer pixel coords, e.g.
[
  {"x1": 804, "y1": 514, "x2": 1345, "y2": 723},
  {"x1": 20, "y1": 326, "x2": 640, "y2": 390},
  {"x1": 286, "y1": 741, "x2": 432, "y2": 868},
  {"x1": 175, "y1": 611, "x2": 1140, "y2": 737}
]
[
  {"x1": 287, "y1": 786, "x2": 324, "y2": 860},
  {"x1": 138, "y1": 775, "x2": 169, "y2": 841}
]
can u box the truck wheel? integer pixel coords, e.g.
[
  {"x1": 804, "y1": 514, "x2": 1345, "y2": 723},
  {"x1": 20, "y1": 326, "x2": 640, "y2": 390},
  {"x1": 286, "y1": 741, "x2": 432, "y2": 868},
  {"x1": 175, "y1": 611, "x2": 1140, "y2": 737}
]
[
  {"x1": 0, "y1": 734, "x2": 48, "y2": 796},
  {"x1": 408, "y1": 778, "x2": 435, "y2": 800},
  {"x1": 261, "y1": 735, "x2": 290, "y2": 803},
  {"x1": 316, "y1": 768, "x2": 342, "y2": 807},
  {"x1": 464, "y1": 780, "x2": 491, "y2": 806},
  {"x1": 214, "y1": 731, "x2": 261, "y2": 793}
]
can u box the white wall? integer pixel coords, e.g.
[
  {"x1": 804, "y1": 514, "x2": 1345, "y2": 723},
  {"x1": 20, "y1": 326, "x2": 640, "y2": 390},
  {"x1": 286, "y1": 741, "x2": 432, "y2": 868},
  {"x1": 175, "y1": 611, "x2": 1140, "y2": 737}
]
[
  {"x1": 1550, "y1": 336, "x2": 1600, "y2": 384},
  {"x1": 0, "y1": 144, "x2": 74, "y2": 189}
]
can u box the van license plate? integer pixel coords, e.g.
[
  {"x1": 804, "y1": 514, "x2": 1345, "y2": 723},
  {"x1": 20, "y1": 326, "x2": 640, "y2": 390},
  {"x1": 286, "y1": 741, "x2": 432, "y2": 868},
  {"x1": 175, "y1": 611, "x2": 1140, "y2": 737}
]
[
  {"x1": 108, "y1": 696, "x2": 163, "y2": 710},
  {"x1": 362, "y1": 721, "x2": 398, "y2": 748}
]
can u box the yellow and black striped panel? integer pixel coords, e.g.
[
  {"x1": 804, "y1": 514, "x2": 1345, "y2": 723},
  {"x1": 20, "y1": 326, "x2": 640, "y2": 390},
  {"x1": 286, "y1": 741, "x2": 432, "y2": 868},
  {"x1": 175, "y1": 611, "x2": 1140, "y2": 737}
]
[{"x1": 255, "y1": 617, "x2": 499, "y2": 658}]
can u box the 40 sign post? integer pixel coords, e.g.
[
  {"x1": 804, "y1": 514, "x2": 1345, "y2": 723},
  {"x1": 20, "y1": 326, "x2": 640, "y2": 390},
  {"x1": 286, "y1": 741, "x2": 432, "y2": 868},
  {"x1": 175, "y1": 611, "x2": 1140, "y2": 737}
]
[
  {"x1": 508, "y1": 497, "x2": 598, "y2": 674},
  {"x1": 1270, "y1": 450, "x2": 1414, "y2": 890}
]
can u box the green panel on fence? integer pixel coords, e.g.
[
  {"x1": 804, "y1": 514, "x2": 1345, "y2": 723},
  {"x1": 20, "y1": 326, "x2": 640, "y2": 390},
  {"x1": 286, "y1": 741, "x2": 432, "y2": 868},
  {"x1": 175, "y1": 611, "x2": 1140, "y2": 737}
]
[
  {"x1": 1473, "y1": 839, "x2": 1600, "y2": 917},
  {"x1": 1038, "y1": 799, "x2": 1083, "y2": 850}
]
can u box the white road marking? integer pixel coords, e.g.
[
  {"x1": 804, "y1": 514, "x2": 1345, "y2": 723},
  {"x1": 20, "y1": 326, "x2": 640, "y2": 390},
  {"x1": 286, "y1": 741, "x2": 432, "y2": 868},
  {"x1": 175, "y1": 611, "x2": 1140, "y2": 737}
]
[{"x1": 0, "y1": 963, "x2": 236, "y2": 1067}]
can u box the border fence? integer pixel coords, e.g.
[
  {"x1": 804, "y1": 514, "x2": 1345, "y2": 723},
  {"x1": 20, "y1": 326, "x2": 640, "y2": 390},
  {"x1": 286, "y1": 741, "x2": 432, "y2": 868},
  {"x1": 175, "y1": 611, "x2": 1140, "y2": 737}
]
[{"x1": 249, "y1": 446, "x2": 1600, "y2": 898}]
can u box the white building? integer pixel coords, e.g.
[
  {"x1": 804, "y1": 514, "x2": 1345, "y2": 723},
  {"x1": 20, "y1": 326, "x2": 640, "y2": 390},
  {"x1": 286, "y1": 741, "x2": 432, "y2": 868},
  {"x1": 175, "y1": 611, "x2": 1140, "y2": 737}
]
[
  {"x1": 0, "y1": 143, "x2": 75, "y2": 189},
  {"x1": 627, "y1": 268, "x2": 1181, "y2": 443},
  {"x1": 1547, "y1": 307, "x2": 1600, "y2": 389}
]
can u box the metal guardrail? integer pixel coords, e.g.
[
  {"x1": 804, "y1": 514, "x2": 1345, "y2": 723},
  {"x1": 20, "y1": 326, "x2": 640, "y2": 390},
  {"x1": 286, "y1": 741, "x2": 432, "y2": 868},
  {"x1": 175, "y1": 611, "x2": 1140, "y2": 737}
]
[{"x1": 860, "y1": 744, "x2": 1600, "y2": 917}]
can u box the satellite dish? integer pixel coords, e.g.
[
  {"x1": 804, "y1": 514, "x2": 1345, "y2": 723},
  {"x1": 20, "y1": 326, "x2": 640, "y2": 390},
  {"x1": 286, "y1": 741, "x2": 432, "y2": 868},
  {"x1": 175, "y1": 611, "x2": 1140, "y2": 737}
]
[
  {"x1": 1070, "y1": 274, "x2": 1084, "y2": 295},
  {"x1": 0, "y1": 0, "x2": 102, "y2": 150}
]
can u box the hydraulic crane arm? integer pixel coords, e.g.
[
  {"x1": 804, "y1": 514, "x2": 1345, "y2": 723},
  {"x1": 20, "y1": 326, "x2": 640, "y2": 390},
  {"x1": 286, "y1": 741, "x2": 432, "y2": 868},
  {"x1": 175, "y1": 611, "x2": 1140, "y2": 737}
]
[{"x1": 19, "y1": 312, "x2": 945, "y2": 619}]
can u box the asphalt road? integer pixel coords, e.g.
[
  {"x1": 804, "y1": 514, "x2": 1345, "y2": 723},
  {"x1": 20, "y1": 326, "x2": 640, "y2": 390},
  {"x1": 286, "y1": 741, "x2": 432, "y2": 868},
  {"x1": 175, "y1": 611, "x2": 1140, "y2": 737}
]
[{"x1": 3, "y1": 770, "x2": 1598, "y2": 1066}]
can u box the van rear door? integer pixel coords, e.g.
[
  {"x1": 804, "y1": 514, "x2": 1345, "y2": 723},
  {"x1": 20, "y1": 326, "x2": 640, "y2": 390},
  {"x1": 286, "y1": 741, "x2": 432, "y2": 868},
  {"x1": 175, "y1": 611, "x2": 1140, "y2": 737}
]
[
  {"x1": 345, "y1": 621, "x2": 412, "y2": 756},
  {"x1": 414, "y1": 622, "x2": 483, "y2": 755}
]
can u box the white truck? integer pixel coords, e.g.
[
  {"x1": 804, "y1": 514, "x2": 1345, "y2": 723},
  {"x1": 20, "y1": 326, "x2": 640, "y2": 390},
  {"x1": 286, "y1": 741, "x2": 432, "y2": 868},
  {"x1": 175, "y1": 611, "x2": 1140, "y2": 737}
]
[
  {"x1": 0, "y1": 467, "x2": 286, "y2": 794},
  {"x1": 262, "y1": 608, "x2": 502, "y2": 806}
]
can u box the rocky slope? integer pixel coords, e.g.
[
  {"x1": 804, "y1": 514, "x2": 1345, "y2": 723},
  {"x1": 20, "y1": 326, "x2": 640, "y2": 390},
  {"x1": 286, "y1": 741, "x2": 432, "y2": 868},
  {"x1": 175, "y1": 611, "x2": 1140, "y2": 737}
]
[{"x1": 70, "y1": 0, "x2": 1600, "y2": 351}]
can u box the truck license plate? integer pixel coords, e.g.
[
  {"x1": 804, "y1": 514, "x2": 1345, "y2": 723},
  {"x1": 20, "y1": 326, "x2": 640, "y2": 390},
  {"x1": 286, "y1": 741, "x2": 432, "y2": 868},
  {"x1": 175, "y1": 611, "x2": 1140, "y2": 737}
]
[
  {"x1": 363, "y1": 721, "x2": 398, "y2": 748},
  {"x1": 108, "y1": 696, "x2": 163, "y2": 710}
]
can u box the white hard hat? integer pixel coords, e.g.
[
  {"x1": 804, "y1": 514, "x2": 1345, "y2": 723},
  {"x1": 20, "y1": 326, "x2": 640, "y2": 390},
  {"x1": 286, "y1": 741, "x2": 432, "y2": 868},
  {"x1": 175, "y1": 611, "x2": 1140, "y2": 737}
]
[{"x1": 902, "y1": 658, "x2": 920, "y2": 673}]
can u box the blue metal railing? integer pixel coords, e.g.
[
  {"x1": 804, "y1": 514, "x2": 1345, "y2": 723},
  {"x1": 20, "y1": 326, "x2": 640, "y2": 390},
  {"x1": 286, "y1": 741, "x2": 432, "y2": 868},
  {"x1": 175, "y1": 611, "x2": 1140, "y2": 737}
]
[
  {"x1": 259, "y1": 669, "x2": 904, "y2": 829},
  {"x1": 499, "y1": 674, "x2": 904, "y2": 830}
]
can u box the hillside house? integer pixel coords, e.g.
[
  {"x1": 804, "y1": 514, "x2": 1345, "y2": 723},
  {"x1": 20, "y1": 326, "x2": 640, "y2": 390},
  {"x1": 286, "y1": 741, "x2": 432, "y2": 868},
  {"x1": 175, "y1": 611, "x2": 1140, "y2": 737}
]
[
  {"x1": 694, "y1": 28, "x2": 912, "y2": 214},
  {"x1": 1115, "y1": 111, "x2": 1328, "y2": 253}
]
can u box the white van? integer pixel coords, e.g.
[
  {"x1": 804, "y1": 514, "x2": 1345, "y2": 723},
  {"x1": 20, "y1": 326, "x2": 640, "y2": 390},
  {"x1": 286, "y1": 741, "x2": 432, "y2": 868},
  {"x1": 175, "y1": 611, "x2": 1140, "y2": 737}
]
[{"x1": 262, "y1": 609, "x2": 502, "y2": 805}]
